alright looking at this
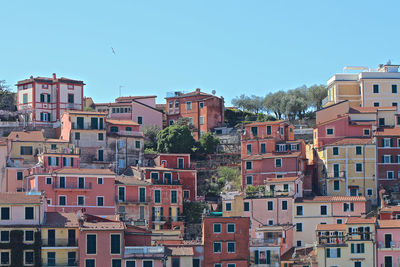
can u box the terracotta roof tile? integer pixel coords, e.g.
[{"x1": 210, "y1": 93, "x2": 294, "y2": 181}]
[
  {"x1": 378, "y1": 220, "x2": 400, "y2": 228},
  {"x1": 375, "y1": 128, "x2": 400, "y2": 136},
  {"x1": 106, "y1": 119, "x2": 139, "y2": 126},
  {"x1": 44, "y1": 212, "x2": 79, "y2": 228},
  {"x1": 115, "y1": 95, "x2": 157, "y2": 102},
  {"x1": 245, "y1": 120, "x2": 287, "y2": 126},
  {"x1": 115, "y1": 176, "x2": 151, "y2": 186},
  {"x1": 297, "y1": 196, "x2": 366, "y2": 203},
  {"x1": 380, "y1": 206, "x2": 400, "y2": 212},
  {"x1": 8, "y1": 131, "x2": 45, "y2": 142},
  {"x1": 54, "y1": 168, "x2": 115, "y2": 176},
  {"x1": 346, "y1": 217, "x2": 376, "y2": 224},
  {"x1": 316, "y1": 224, "x2": 346, "y2": 231},
  {"x1": 0, "y1": 192, "x2": 42, "y2": 204},
  {"x1": 325, "y1": 137, "x2": 374, "y2": 146},
  {"x1": 349, "y1": 106, "x2": 396, "y2": 114},
  {"x1": 168, "y1": 247, "x2": 194, "y2": 256},
  {"x1": 243, "y1": 151, "x2": 302, "y2": 160},
  {"x1": 66, "y1": 110, "x2": 106, "y2": 116},
  {"x1": 265, "y1": 177, "x2": 299, "y2": 183}
]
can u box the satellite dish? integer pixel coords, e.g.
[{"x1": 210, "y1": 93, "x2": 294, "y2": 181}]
[{"x1": 212, "y1": 90, "x2": 216, "y2": 95}]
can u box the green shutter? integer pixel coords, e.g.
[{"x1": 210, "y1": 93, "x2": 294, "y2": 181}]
[
  {"x1": 254, "y1": 250, "x2": 259, "y2": 264},
  {"x1": 361, "y1": 243, "x2": 365, "y2": 253},
  {"x1": 337, "y1": 248, "x2": 341, "y2": 257},
  {"x1": 326, "y1": 248, "x2": 330, "y2": 258},
  {"x1": 71, "y1": 158, "x2": 74, "y2": 166},
  {"x1": 382, "y1": 156, "x2": 385, "y2": 163},
  {"x1": 63, "y1": 157, "x2": 66, "y2": 166},
  {"x1": 266, "y1": 250, "x2": 271, "y2": 264},
  {"x1": 391, "y1": 139, "x2": 394, "y2": 147},
  {"x1": 152, "y1": 207, "x2": 155, "y2": 218},
  {"x1": 382, "y1": 139, "x2": 385, "y2": 147},
  {"x1": 351, "y1": 244, "x2": 354, "y2": 253},
  {"x1": 56, "y1": 157, "x2": 59, "y2": 166}
]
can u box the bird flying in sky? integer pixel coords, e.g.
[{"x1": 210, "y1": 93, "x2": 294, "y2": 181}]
[{"x1": 111, "y1": 47, "x2": 116, "y2": 55}]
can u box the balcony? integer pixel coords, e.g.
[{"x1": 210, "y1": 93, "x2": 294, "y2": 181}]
[
  {"x1": 40, "y1": 147, "x2": 80, "y2": 155},
  {"x1": 322, "y1": 96, "x2": 334, "y2": 107},
  {"x1": 317, "y1": 236, "x2": 347, "y2": 247},
  {"x1": 152, "y1": 180, "x2": 182, "y2": 186},
  {"x1": 152, "y1": 216, "x2": 167, "y2": 224},
  {"x1": 326, "y1": 171, "x2": 346, "y2": 179},
  {"x1": 117, "y1": 131, "x2": 143, "y2": 137},
  {"x1": 246, "y1": 190, "x2": 295, "y2": 199},
  {"x1": 378, "y1": 241, "x2": 400, "y2": 250},
  {"x1": 42, "y1": 238, "x2": 78, "y2": 247},
  {"x1": 250, "y1": 238, "x2": 281, "y2": 247},
  {"x1": 66, "y1": 103, "x2": 81, "y2": 110},
  {"x1": 125, "y1": 246, "x2": 164, "y2": 257},
  {"x1": 71, "y1": 122, "x2": 105, "y2": 130},
  {"x1": 168, "y1": 109, "x2": 180, "y2": 115},
  {"x1": 346, "y1": 232, "x2": 373, "y2": 241},
  {"x1": 116, "y1": 196, "x2": 151, "y2": 204},
  {"x1": 53, "y1": 182, "x2": 92, "y2": 190}
]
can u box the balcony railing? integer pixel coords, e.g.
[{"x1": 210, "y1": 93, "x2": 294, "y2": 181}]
[
  {"x1": 152, "y1": 180, "x2": 182, "y2": 185},
  {"x1": 250, "y1": 238, "x2": 281, "y2": 246},
  {"x1": 117, "y1": 131, "x2": 143, "y2": 137},
  {"x1": 152, "y1": 216, "x2": 166, "y2": 222},
  {"x1": 317, "y1": 236, "x2": 346, "y2": 246},
  {"x1": 53, "y1": 182, "x2": 92, "y2": 190},
  {"x1": 71, "y1": 122, "x2": 105, "y2": 130},
  {"x1": 125, "y1": 246, "x2": 164, "y2": 255},
  {"x1": 42, "y1": 238, "x2": 78, "y2": 247},
  {"x1": 246, "y1": 190, "x2": 295, "y2": 199},
  {"x1": 326, "y1": 171, "x2": 346, "y2": 179},
  {"x1": 39, "y1": 147, "x2": 80, "y2": 155},
  {"x1": 42, "y1": 261, "x2": 78, "y2": 267},
  {"x1": 168, "y1": 109, "x2": 180, "y2": 115},
  {"x1": 322, "y1": 96, "x2": 332, "y2": 107},
  {"x1": 116, "y1": 196, "x2": 151, "y2": 204},
  {"x1": 66, "y1": 103, "x2": 80, "y2": 109},
  {"x1": 378, "y1": 241, "x2": 400, "y2": 249}
]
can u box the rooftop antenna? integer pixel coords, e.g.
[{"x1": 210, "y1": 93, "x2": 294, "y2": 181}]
[{"x1": 119, "y1": 85, "x2": 125, "y2": 97}]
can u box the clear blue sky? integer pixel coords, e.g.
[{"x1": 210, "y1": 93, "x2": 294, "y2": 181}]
[{"x1": 1, "y1": 0, "x2": 399, "y2": 105}]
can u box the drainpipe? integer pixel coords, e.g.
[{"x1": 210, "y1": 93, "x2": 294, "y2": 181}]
[{"x1": 363, "y1": 144, "x2": 366, "y2": 197}]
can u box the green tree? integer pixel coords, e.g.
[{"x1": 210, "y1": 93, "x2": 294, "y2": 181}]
[
  {"x1": 183, "y1": 201, "x2": 209, "y2": 223},
  {"x1": 198, "y1": 132, "x2": 220, "y2": 154},
  {"x1": 143, "y1": 125, "x2": 161, "y2": 151},
  {"x1": 83, "y1": 106, "x2": 95, "y2": 111},
  {"x1": 0, "y1": 80, "x2": 16, "y2": 111},
  {"x1": 308, "y1": 84, "x2": 327, "y2": 110},
  {"x1": 263, "y1": 91, "x2": 286, "y2": 119},
  {"x1": 217, "y1": 166, "x2": 241, "y2": 192},
  {"x1": 156, "y1": 125, "x2": 196, "y2": 154}
]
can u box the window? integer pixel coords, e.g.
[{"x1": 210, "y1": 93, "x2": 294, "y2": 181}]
[
  {"x1": 246, "y1": 176, "x2": 253, "y2": 185},
  {"x1": 379, "y1": 118, "x2": 385, "y2": 126},
  {"x1": 225, "y1": 202, "x2": 232, "y2": 211},
  {"x1": 0, "y1": 251, "x2": 10, "y2": 265},
  {"x1": 326, "y1": 248, "x2": 341, "y2": 258},
  {"x1": 178, "y1": 158, "x2": 184, "y2": 169},
  {"x1": 244, "y1": 202, "x2": 250, "y2": 211},
  {"x1": 154, "y1": 190, "x2": 161, "y2": 203},
  {"x1": 68, "y1": 252, "x2": 76, "y2": 266},
  {"x1": 199, "y1": 116, "x2": 204, "y2": 125},
  {"x1": 97, "y1": 150, "x2": 104, "y2": 161},
  {"x1": 85, "y1": 259, "x2": 95, "y2": 267},
  {"x1": 275, "y1": 159, "x2": 282, "y2": 167},
  {"x1": 199, "y1": 102, "x2": 204, "y2": 109},
  {"x1": 213, "y1": 223, "x2": 221, "y2": 233},
  {"x1": 384, "y1": 138, "x2": 392, "y2": 148},
  {"x1": 297, "y1": 240, "x2": 302, "y2": 247},
  {"x1": 135, "y1": 141, "x2": 141, "y2": 149},
  {"x1": 367, "y1": 188, "x2": 373, "y2": 196},
  {"x1": 296, "y1": 206, "x2": 303, "y2": 216},
  {"x1": 86, "y1": 234, "x2": 96, "y2": 254},
  {"x1": 246, "y1": 161, "x2": 252, "y2": 170},
  {"x1": 1, "y1": 208, "x2": 9, "y2": 220},
  {"x1": 25, "y1": 207, "x2": 34, "y2": 220},
  {"x1": 23, "y1": 94, "x2": 28, "y2": 103},
  {"x1": 356, "y1": 163, "x2": 363, "y2": 172},
  {"x1": 296, "y1": 223, "x2": 302, "y2": 232},
  {"x1": 0, "y1": 231, "x2": 9, "y2": 242},
  {"x1": 261, "y1": 143, "x2": 266, "y2": 153},
  {"x1": 126, "y1": 261, "x2": 136, "y2": 267},
  {"x1": 227, "y1": 242, "x2": 235, "y2": 253},
  {"x1": 172, "y1": 258, "x2": 179, "y2": 267},
  {"x1": 213, "y1": 242, "x2": 222, "y2": 253},
  {"x1": 373, "y1": 84, "x2": 379, "y2": 93},
  {"x1": 393, "y1": 84, "x2": 398, "y2": 93},
  {"x1": 337, "y1": 219, "x2": 343, "y2": 224},
  {"x1": 20, "y1": 146, "x2": 33, "y2": 155},
  {"x1": 333, "y1": 180, "x2": 340, "y2": 191},
  {"x1": 75, "y1": 132, "x2": 80, "y2": 140},
  {"x1": 320, "y1": 205, "x2": 327, "y2": 215},
  {"x1": 326, "y1": 128, "x2": 334, "y2": 135},
  {"x1": 97, "y1": 177, "x2": 103, "y2": 184},
  {"x1": 139, "y1": 188, "x2": 146, "y2": 202},
  {"x1": 227, "y1": 223, "x2": 235, "y2": 233},
  {"x1": 16, "y1": 171, "x2": 23, "y2": 181},
  {"x1": 393, "y1": 102, "x2": 398, "y2": 107},
  {"x1": 151, "y1": 172, "x2": 159, "y2": 181},
  {"x1": 282, "y1": 200, "x2": 288, "y2": 210},
  {"x1": 246, "y1": 144, "x2": 252, "y2": 154},
  {"x1": 374, "y1": 102, "x2": 380, "y2": 107},
  {"x1": 267, "y1": 125, "x2": 272, "y2": 135},
  {"x1": 97, "y1": 196, "x2": 104, "y2": 206},
  {"x1": 171, "y1": 190, "x2": 177, "y2": 204},
  {"x1": 186, "y1": 102, "x2": 192, "y2": 110},
  {"x1": 351, "y1": 243, "x2": 365, "y2": 254},
  {"x1": 25, "y1": 230, "x2": 34, "y2": 242},
  {"x1": 68, "y1": 94, "x2": 74, "y2": 104},
  {"x1": 78, "y1": 196, "x2": 85, "y2": 206},
  {"x1": 356, "y1": 146, "x2": 362, "y2": 155},
  {"x1": 24, "y1": 250, "x2": 34, "y2": 265},
  {"x1": 214, "y1": 264, "x2": 222, "y2": 267},
  {"x1": 267, "y1": 201, "x2": 273, "y2": 211},
  {"x1": 343, "y1": 202, "x2": 354, "y2": 212},
  {"x1": 111, "y1": 234, "x2": 121, "y2": 254},
  {"x1": 364, "y1": 129, "x2": 370, "y2": 136},
  {"x1": 387, "y1": 171, "x2": 394, "y2": 179},
  {"x1": 333, "y1": 147, "x2": 339, "y2": 155},
  {"x1": 59, "y1": 195, "x2": 66, "y2": 206},
  {"x1": 383, "y1": 155, "x2": 391, "y2": 163},
  {"x1": 98, "y1": 133, "x2": 104, "y2": 141}
]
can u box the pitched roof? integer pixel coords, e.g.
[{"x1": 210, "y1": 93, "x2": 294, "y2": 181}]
[
  {"x1": 81, "y1": 215, "x2": 125, "y2": 230},
  {"x1": 0, "y1": 192, "x2": 42, "y2": 204},
  {"x1": 375, "y1": 128, "x2": 400, "y2": 136},
  {"x1": 378, "y1": 220, "x2": 400, "y2": 228},
  {"x1": 296, "y1": 196, "x2": 366, "y2": 203},
  {"x1": 8, "y1": 131, "x2": 45, "y2": 142},
  {"x1": 167, "y1": 246, "x2": 194, "y2": 256},
  {"x1": 346, "y1": 217, "x2": 376, "y2": 224},
  {"x1": 349, "y1": 106, "x2": 397, "y2": 114},
  {"x1": 325, "y1": 137, "x2": 374, "y2": 146},
  {"x1": 66, "y1": 110, "x2": 106, "y2": 116},
  {"x1": 44, "y1": 212, "x2": 79, "y2": 228},
  {"x1": 380, "y1": 206, "x2": 400, "y2": 212},
  {"x1": 115, "y1": 176, "x2": 151, "y2": 186},
  {"x1": 54, "y1": 168, "x2": 115, "y2": 176},
  {"x1": 106, "y1": 119, "x2": 139, "y2": 126},
  {"x1": 316, "y1": 224, "x2": 346, "y2": 231},
  {"x1": 115, "y1": 95, "x2": 157, "y2": 102},
  {"x1": 17, "y1": 75, "x2": 84, "y2": 85},
  {"x1": 245, "y1": 120, "x2": 287, "y2": 127}
]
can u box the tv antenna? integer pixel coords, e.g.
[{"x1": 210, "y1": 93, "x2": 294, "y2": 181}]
[{"x1": 119, "y1": 85, "x2": 125, "y2": 97}]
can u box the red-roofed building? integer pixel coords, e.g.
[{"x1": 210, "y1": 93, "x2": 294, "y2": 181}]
[
  {"x1": 165, "y1": 88, "x2": 225, "y2": 140},
  {"x1": 240, "y1": 121, "x2": 306, "y2": 187},
  {"x1": 16, "y1": 73, "x2": 84, "y2": 126}
]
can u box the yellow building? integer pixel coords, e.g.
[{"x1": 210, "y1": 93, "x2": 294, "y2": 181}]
[
  {"x1": 323, "y1": 63, "x2": 400, "y2": 109},
  {"x1": 318, "y1": 137, "x2": 377, "y2": 204},
  {"x1": 41, "y1": 212, "x2": 79, "y2": 266},
  {"x1": 316, "y1": 217, "x2": 376, "y2": 267},
  {"x1": 221, "y1": 191, "x2": 245, "y2": 217}
]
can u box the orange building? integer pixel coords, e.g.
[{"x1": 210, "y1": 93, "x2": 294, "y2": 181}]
[{"x1": 165, "y1": 88, "x2": 225, "y2": 140}]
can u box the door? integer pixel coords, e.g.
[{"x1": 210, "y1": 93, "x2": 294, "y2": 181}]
[
  {"x1": 67, "y1": 251, "x2": 76, "y2": 266},
  {"x1": 59, "y1": 177, "x2": 65, "y2": 188},
  {"x1": 350, "y1": 188, "x2": 358, "y2": 196},
  {"x1": 48, "y1": 229, "x2": 55, "y2": 246},
  {"x1": 385, "y1": 256, "x2": 393, "y2": 267},
  {"x1": 385, "y1": 234, "x2": 392, "y2": 248},
  {"x1": 139, "y1": 188, "x2": 146, "y2": 202},
  {"x1": 178, "y1": 158, "x2": 184, "y2": 169},
  {"x1": 164, "y1": 173, "x2": 172, "y2": 184},
  {"x1": 139, "y1": 206, "x2": 145, "y2": 219},
  {"x1": 333, "y1": 164, "x2": 340, "y2": 177},
  {"x1": 98, "y1": 150, "x2": 104, "y2": 161},
  {"x1": 68, "y1": 229, "x2": 76, "y2": 246},
  {"x1": 118, "y1": 187, "x2": 125, "y2": 202},
  {"x1": 91, "y1": 117, "x2": 98, "y2": 129},
  {"x1": 77, "y1": 117, "x2": 84, "y2": 129},
  {"x1": 78, "y1": 177, "x2": 84, "y2": 189}
]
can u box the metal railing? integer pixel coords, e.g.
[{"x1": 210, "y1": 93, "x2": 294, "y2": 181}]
[
  {"x1": 53, "y1": 182, "x2": 92, "y2": 190},
  {"x1": 116, "y1": 196, "x2": 152, "y2": 204},
  {"x1": 125, "y1": 246, "x2": 164, "y2": 255},
  {"x1": 71, "y1": 122, "x2": 105, "y2": 130},
  {"x1": 118, "y1": 131, "x2": 143, "y2": 137},
  {"x1": 326, "y1": 171, "x2": 346, "y2": 179},
  {"x1": 42, "y1": 238, "x2": 78, "y2": 247},
  {"x1": 322, "y1": 96, "x2": 332, "y2": 107},
  {"x1": 250, "y1": 238, "x2": 281, "y2": 246},
  {"x1": 378, "y1": 241, "x2": 400, "y2": 249}
]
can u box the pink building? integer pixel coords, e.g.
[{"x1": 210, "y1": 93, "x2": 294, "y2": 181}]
[
  {"x1": 28, "y1": 168, "x2": 116, "y2": 215},
  {"x1": 241, "y1": 121, "x2": 306, "y2": 187},
  {"x1": 377, "y1": 220, "x2": 400, "y2": 267},
  {"x1": 16, "y1": 73, "x2": 84, "y2": 125},
  {"x1": 94, "y1": 95, "x2": 163, "y2": 130}
]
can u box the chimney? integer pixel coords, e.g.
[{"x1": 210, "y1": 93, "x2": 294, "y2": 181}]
[
  {"x1": 52, "y1": 73, "x2": 56, "y2": 80},
  {"x1": 30, "y1": 75, "x2": 33, "y2": 79},
  {"x1": 196, "y1": 88, "x2": 201, "y2": 93}
]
